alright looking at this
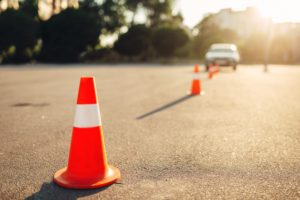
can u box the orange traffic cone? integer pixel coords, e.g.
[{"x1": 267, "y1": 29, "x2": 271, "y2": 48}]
[
  {"x1": 194, "y1": 64, "x2": 199, "y2": 73},
  {"x1": 53, "y1": 77, "x2": 120, "y2": 189},
  {"x1": 208, "y1": 64, "x2": 213, "y2": 79},
  {"x1": 190, "y1": 67, "x2": 204, "y2": 95},
  {"x1": 213, "y1": 64, "x2": 220, "y2": 74}
]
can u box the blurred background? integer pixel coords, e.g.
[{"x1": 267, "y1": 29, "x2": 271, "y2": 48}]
[{"x1": 0, "y1": 0, "x2": 299, "y2": 64}]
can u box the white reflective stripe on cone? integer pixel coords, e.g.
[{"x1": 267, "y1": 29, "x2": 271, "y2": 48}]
[
  {"x1": 74, "y1": 104, "x2": 102, "y2": 128},
  {"x1": 193, "y1": 73, "x2": 199, "y2": 80}
]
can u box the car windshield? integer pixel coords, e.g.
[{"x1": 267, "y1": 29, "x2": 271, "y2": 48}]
[{"x1": 210, "y1": 49, "x2": 235, "y2": 53}]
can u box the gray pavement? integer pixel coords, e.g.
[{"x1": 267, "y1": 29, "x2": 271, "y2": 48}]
[{"x1": 0, "y1": 64, "x2": 299, "y2": 199}]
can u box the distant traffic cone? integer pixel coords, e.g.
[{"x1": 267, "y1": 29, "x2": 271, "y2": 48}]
[
  {"x1": 190, "y1": 67, "x2": 204, "y2": 95},
  {"x1": 208, "y1": 64, "x2": 213, "y2": 79},
  {"x1": 53, "y1": 77, "x2": 120, "y2": 189},
  {"x1": 194, "y1": 64, "x2": 199, "y2": 73},
  {"x1": 213, "y1": 64, "x2": 220, "y2": 74}
]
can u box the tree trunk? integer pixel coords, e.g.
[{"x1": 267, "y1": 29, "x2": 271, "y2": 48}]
[{"x1": 52, "y1": 0, "x2": 56, "y2": 14}]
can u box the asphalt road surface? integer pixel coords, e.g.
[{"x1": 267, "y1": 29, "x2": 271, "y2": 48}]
[{"x1": 0, "y1": 64, "x2": 299, "y2": 200}]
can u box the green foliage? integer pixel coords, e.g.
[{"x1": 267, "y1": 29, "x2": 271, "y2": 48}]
[
  {"x1": 79, "y1": 0, "x2": 126, "y2": 33},
  {"x1": 2, "y1": 0, "x2": 297, "y2": 64},
  {"x1": 192, "y1": 15, "x2": 239, "y2": 58},
  {"x1": 19, "y1": 0, "x2": 39, "y2": 19},
  {"x1": 114, "y1": 24, "x2": 152, "y2": 56},
  {"x1": 125, "y1": 0, "x2": 173, "y2": 26},
  {"x1": 39, "y1": 9, "x2": 100, "y2": 62},
  {"x1": 144, "y1": 0, "x2": 173, "y2": 26},
  {"x1": 126, "y1": 0, "x2": 140, "y2": 10},
  {"x1": 81, "y1": 48, "x2": 121, "y2": 62},
  {"x1": 125, "y1": 0, "x2": 140, "y2": 25},
  {"x1": 193, "y1": 29, "x2": 238, "y2": 58},
  {"x1": 152, "y1": 25, "x2": 190, "y2": 57},
  {"x1": 174, "y1": 40, "x2": 193, "y2": 57},
  {"x1": 0, "y1": 9, "x2": 39, "y2": 63}
]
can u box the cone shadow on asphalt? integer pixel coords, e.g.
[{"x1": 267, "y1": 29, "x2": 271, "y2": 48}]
[
  {"x1": 136, "y1": 95, "x2": 195, "y2": 120},
  {"x1": 12, "y1": 102, "x2": 50, "y2": 107},
  {"x1": 25, "y1": 182, "x2": 111, "y2": 200}
]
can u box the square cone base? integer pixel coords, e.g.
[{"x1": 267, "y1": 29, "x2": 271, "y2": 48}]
[
  {"x1": 190, "y1": 91, "x2": 205, "y2": 96},
  {"x1": 53, "y1": 165, "x2": 120, "y2": 189}
]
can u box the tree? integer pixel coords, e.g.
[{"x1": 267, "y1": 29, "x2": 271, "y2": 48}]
[
  {"x1": 0, "y1": 9, "x2": 39, "y2": 63},
  {"x1": 19, "y1": 0, "x2": 39, "y2": 19},
  {"x1": 79, "y1": 0, "x2": 126, "y2": 34},
  {"x1": 114, "y1": 24, "x2": 152, "y2": 56},
  {"x1": 125, "y1": 0, "x2": 173, "y2": 27},
  {"x1": 125, "y1": 0, "x2": 141, "y2": 25},
  {"x1": 39, "y1": 8, "x2": 99, "y2": 62},
  {"x1": 192, "y1": 14, "x2": 239, "y2": 58},
  {"x1": 152, "y1": 24, "x2": 190, "y2": 57},
  {"x1": 144, "y1": 0, "x2": 173, "y2": 26}
]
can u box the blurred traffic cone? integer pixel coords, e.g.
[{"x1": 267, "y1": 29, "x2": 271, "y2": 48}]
[
  {"x1": 53, "y1": 77, "x2": 120, "y2": 189},
  {"x1": 190, "y1": 67, "x2": 204, "y2": 95},
  {"x1": 208, "y1": 71, "x2": 213, "y2": 79},
  {"x1": 194, "y1": 64, "x2": 199, "y2": 73},
  {"x1": 208, "y1": 64, "x2": 213, "y2": 79},
  {"x1": 213, "y1": 64, "x2": 220, "y2": 74}
]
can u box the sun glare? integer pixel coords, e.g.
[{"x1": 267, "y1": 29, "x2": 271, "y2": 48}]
[
  {"x1": 251, "y1": 0, "x2": 300, "y2": 22},
  {"x1": 176, "y1": 0, "x2": 300, "y2": 27}
]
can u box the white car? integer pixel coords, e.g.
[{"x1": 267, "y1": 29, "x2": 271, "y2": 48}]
[{"x1": 205, "y1": 43, "x2": 240, "y2": 71}]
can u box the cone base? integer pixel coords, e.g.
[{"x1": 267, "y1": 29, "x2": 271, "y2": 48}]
[
  {"x1": 190, "y1": 91, "x2": 205, "y2": 96},
  {"x1": 53, "y1": 165, "x2": 120, "y2": 189}
]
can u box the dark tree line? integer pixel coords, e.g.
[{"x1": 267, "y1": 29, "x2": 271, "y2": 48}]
[
  {"x1": 0, "y1": 0, "x2": 192, "y2": 63},
  {"x1": 1, "y1": 0, "x2": 296, "y2": 64}
]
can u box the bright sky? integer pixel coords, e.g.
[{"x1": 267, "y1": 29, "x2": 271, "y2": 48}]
[{"x1": 175, "y1": 0, "x2": 300, "y2": 27}]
